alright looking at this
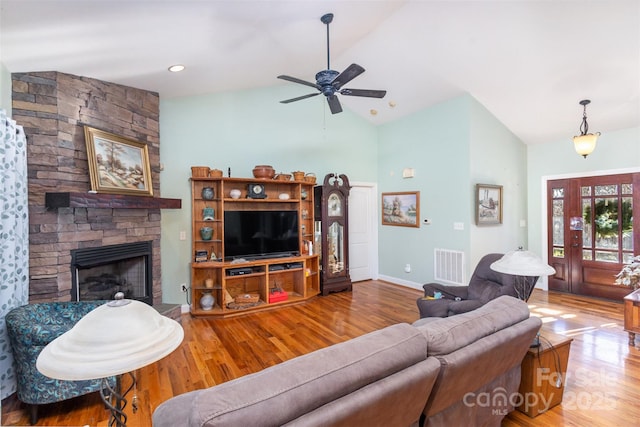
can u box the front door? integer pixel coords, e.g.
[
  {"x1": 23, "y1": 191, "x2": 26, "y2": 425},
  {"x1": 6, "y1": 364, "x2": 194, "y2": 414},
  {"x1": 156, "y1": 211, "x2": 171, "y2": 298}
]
[{"x1": 547, "y1": 173, "x2": 639, "y2": 300}]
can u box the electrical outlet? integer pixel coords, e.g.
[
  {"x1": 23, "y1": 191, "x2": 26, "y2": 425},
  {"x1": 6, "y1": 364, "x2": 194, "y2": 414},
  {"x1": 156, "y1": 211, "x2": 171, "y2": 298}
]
[{"x1": 180, "y1": 283, "x2": 187, "y2": 293}]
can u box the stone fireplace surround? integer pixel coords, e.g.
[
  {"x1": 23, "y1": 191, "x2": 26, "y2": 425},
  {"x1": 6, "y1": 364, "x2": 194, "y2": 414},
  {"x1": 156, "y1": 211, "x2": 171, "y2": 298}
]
[{"x1": 11, "y1": 71, "x2": 173, "y2": 306}]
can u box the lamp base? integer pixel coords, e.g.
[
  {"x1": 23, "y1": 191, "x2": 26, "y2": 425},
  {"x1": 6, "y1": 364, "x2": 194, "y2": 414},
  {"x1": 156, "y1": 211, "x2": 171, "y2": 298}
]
[{"x1": 100, "y1": 372, "x2": 136, "y2": 427}]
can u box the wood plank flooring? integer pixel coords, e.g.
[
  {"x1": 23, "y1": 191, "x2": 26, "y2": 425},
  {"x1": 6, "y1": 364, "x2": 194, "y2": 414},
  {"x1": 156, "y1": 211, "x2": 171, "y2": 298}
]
[{"x1": 2, "y1": 281, "x2": 638, "y2": 426}]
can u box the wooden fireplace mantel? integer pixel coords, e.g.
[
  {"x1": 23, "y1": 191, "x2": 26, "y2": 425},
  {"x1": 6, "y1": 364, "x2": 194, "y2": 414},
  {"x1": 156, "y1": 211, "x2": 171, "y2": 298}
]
[{"x1": 45, "y1": 192, "x2": 182, "y2": 209}]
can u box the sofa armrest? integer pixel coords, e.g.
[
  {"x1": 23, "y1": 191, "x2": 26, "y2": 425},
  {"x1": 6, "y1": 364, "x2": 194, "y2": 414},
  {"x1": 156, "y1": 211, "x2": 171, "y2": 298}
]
[{"x1": 422, "y1": 283, "x2": 469, "y2": 300}]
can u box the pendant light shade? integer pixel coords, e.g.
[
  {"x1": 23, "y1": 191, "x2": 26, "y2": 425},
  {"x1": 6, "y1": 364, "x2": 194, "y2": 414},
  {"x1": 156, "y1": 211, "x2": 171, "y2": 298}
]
[{"x1": 573, "y1": 99, "x2": 600, "y2": 158}]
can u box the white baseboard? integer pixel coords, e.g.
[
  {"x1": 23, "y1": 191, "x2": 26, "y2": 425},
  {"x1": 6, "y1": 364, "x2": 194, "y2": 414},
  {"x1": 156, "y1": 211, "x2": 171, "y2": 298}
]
[{"x1": 377, "y1": 274, "x2": 423, "y2": 291}]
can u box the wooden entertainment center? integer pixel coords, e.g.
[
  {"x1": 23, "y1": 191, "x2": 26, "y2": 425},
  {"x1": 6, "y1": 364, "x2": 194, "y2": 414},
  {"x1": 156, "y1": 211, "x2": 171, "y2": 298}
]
[{"x1": 190, "y1": 175, "x2": 319, "y2": 317}]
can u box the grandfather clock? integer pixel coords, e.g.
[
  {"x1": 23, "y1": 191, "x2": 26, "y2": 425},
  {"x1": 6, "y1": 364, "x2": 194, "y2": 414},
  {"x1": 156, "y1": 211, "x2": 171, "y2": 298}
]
[{"x1": 314, "y1": 173, "x2": 352, "y2": 295}]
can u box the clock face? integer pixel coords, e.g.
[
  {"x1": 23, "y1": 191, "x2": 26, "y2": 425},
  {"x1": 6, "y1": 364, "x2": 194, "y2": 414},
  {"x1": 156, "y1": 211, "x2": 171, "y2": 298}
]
[
  {"x1": 248, "y1": 183, "x2": 266, "y2": 198},
  {"x1": 328, "y1": 193, "x2": 342, "y2": 217}
]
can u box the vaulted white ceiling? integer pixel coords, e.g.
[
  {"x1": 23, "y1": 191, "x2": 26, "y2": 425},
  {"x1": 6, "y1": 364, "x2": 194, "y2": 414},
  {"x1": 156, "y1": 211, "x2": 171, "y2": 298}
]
[{"x1": 2, "y1": 0, "x2": 638, "y2": 145}]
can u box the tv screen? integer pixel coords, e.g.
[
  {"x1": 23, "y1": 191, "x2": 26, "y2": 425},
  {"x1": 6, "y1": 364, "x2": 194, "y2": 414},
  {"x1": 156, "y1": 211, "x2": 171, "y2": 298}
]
[{"x1": 224, "y1": 210, "x2": 299, "y2": 260}]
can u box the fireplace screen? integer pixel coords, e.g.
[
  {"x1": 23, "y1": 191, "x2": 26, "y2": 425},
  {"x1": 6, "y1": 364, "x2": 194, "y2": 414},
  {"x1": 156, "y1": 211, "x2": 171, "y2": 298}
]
[{"x1": 71, "y1": 241, "x2": 152, "y2": 304}]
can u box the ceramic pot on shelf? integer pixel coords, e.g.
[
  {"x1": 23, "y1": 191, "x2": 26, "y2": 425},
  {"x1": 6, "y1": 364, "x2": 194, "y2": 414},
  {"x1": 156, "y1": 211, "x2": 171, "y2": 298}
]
[
  {"x1": 202, "y1": 207, "x2": 215, "y2": 221},
  {"x1": 202, "y1": 187, "x2": 215, "y2": 200},
  {"x1": 230, "y1": 189, "x2": 242, "y2": 199},
  {"x1": 200, "y1": 226, "x2": 213, "y2": 241},
  {"x1": 252, "y1": 165, "x2": 275, "y2": 179},
  {"x1": 200, "y1": 291, "x2": 215, "y2": 310}
]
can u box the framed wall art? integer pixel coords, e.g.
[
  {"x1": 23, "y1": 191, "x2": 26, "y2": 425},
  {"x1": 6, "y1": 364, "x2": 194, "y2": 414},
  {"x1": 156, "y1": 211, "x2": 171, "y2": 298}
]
[
  {"x1": 381, "y1": 191, "x2": 420, "y2": 227},
  {"x1": 475, "y1": 184, "x2": 502, "y2": 225},
  {"x1": 84, "y1": 126, "x2": 153, "y2": 196}
]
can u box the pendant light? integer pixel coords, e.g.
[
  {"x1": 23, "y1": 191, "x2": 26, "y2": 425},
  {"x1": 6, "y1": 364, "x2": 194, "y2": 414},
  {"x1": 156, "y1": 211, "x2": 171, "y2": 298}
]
[{"x1": 573, "y1": 99, "x2": 600, "y2": 158}]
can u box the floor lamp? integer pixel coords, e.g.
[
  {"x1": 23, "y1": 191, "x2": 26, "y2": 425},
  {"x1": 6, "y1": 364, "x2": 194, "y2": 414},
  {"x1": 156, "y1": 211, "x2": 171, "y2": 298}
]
[
  {"x1": 490, "y1": 248, "x2": 555, "y2": 347},
  {"x1": 37, "y1": 293, "x2": 184, "y2": 427},
  {"x1": 490, "y1": 248, "x2": 556, "y2": 302}
]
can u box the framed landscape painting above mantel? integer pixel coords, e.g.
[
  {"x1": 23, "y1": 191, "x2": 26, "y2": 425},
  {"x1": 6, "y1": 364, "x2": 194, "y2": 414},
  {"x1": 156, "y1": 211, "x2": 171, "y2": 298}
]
[
  {"x1": 476, "y1": 184, "x2": 502, "y2": 225},
  {"x1": 84, "y1": 126, "x2": 153, "y2": 196},
  {"x1": 381, "y1": 191, "x2": 420, "y2": 227}
]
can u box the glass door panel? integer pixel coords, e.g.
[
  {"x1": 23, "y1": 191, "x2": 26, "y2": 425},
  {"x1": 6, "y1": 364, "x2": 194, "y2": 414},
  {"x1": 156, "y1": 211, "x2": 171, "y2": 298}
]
[{"x1": 552, "y1": 192, "x2": 565, "y2": 259}]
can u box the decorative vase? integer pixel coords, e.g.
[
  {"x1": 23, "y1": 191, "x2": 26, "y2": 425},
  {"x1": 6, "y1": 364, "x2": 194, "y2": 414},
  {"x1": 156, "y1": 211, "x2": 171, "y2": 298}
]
[
  {"x1": 200, "y1": 291, "x2": 215, "y2": 310},
  {"x1": 201, "y1": 187, "x2": 215, "y2": 200},
  {"x1": 200, "y1": 226, "x2": 213, "y2": 240},
  {"x1": 230, "y1": 189, "x2": 242, "y2": 199},
  {"x1": 202, "y1": 207, "x2": 215, "y2": 221},
  {"x1": 252, "y1": 165, "x2": 275, "y2": 179}
]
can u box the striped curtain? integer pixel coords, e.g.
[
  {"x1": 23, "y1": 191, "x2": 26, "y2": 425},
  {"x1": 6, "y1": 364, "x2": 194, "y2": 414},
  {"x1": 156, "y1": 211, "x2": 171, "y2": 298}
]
[{"x1": 0, "y1": 109, "x2": 29, "y2": 400}]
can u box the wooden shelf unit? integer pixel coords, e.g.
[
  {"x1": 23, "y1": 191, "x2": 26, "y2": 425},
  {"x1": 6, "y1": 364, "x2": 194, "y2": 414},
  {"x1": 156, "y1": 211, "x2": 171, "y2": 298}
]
[{"x1": 189, "y1": 176, "x2": 319, "y2": 317}]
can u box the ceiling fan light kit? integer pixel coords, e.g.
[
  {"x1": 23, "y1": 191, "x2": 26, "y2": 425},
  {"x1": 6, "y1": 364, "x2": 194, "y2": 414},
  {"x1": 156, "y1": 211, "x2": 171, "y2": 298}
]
[
  {"x1": 277, "y1": 13, "x2": 387, "y2": 114},
  {"x1": 573, "y1": 99, "x2": 600, "y2": 158}
]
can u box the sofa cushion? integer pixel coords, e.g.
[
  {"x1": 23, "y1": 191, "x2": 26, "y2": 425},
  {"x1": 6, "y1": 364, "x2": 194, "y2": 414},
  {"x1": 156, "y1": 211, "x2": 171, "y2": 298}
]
[
  {"x1": 412, "y1": 295, "x2": 530, "y2": 355},
  {"x1": 153, "y1": 323, "x2": 432, "y2": 427},
  {"x1": 421, "y1": 317, "x2": 541, "y2": 419}
]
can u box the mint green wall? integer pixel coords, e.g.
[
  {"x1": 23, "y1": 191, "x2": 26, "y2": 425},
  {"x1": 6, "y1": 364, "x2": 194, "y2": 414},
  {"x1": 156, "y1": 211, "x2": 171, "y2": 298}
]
[
  {"x1": 0, "y1": 62, "x2": 11, "y2": 114},
  {"x1": 376, "y1": 95, "x2": 527, "y2": 289},
  {"x1": 159, "y1": 85, "x2": 378, "y2": 304},
  {"x1": 469, "y1": 97, "x2": 528, "y2": 266},
  {"x1": 527, "y1": 126, "x2": 640, "y2": 288},
  {"x1": 377, "y1": 96, "x2": 471, "y2": 288}
]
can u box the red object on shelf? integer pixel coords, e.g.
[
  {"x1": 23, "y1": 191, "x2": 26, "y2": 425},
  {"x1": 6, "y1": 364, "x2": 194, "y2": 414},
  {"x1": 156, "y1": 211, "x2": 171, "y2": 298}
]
[{"x1": 269, "y1": 290, "x2": 288, "y2": 303}]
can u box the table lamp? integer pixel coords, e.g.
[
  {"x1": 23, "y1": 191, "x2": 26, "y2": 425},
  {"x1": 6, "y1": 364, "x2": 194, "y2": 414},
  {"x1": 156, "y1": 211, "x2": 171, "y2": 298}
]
[
  {"x1": 490, "y1": 248, "x2": 556, "y2": 302},
  {"x1": 37, "y1": 293, "x2": 184, "y2": 427}
]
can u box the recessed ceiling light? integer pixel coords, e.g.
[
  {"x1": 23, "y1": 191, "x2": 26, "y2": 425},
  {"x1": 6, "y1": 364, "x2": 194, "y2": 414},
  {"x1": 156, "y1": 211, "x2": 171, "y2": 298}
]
[
  {"x1": 370, "y1": 109, "x2": 378, "y2": 116},
  {"x1": 388, "y1": 100, "x2": 397, "y2": 108},
  {"x1": 168, "y1": 64, "x2": 185, "y2": 73}
]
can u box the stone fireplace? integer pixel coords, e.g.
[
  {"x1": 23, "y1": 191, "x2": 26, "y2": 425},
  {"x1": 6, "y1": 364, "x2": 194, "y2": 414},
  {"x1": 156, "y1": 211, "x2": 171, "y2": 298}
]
[{"x1": 11, "y1": 71, "x2": 177, "y2": 306}]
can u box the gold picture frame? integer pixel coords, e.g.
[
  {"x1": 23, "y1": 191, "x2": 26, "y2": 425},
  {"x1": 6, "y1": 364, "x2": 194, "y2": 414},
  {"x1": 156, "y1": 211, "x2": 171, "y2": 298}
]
[
  {"x1": 84, "y1": 126, "x2": 153, "y2": 196},
  {"x1": 475, "y1": 184, "x2": 503, "y2": 225},
  {"x1": 381, "y1": 191, "x2": 420, "y2": 227}
]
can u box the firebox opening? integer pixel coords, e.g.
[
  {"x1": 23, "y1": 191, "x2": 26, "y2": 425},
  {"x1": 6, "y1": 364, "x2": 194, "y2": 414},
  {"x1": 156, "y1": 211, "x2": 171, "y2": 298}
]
[{"x1": 71, "y1": 241, "x2": 152, "y2": 305}]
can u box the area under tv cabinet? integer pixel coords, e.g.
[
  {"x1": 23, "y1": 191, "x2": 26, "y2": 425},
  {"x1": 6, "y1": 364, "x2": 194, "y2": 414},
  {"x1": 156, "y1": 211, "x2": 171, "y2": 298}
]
[{"x1": 190, "y1": 175, "x2": 319, "y2": 317}]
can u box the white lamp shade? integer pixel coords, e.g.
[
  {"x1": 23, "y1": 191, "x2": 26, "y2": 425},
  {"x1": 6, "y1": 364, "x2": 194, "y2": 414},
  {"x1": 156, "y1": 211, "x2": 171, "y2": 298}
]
[
  {"x1": 37, "y1": 300, "x2": 184, "y2": 381},
  {"x1": 573, "y1": 132, "x2": 599, "y2": 157},
  {"x1": 490, "y1": 250, "x2": 556, "y2": 277}
]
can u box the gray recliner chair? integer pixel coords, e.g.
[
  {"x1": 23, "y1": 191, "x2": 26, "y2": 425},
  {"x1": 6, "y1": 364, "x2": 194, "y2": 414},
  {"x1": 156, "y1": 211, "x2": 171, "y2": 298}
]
[{"x1": 416, "y1": 253, "x2": 518, "y2": 318}]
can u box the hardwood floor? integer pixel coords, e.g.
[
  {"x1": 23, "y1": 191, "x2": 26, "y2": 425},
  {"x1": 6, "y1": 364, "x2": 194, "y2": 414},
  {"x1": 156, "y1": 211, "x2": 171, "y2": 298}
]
[{"x1": 2, "y1": 281, "x2": 639, "y2": 426}]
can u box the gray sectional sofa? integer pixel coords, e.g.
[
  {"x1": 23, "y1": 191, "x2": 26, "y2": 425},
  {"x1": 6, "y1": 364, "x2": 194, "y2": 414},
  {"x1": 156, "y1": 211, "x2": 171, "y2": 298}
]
[{"x1": 152, "y1": 295, "x2": 541, "y2": 427}]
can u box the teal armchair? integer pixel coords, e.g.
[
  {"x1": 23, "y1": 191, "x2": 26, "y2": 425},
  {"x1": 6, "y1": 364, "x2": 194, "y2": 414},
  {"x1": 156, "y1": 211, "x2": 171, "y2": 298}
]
[{"x1": 5, "y1": 301, "x2": 114, "y2": 424}]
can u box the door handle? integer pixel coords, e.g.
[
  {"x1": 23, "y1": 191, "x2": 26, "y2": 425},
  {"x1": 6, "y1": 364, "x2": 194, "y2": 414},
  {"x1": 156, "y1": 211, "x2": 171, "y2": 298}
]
[{"x1": 571, "y1": 243, "x2": 579, "y2": 247}]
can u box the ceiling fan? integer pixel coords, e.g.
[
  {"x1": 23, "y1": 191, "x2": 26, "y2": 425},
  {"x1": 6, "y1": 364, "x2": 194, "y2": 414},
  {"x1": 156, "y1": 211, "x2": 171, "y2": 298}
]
[{"x1": 277, "y1": 13, "x2": 387, "y2": 114}]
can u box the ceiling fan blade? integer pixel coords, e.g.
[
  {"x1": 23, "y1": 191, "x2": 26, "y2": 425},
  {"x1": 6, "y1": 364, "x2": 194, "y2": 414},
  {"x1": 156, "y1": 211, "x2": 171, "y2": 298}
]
[
  {"x1": 277, "y1": 75, "x2": 321, "y2": 90},
  {"x1": 280, "y1": 93, "x2": 321, "y2": 104},
  {"x1": 339, "y1": 88, "x2": 387, "y2": 98},
  {"x1": 327, "y1": 94, "x2": 342, "y2": 114},
  {"x1": 331, "y1": 64, "x2": 365, "y2": 90}
]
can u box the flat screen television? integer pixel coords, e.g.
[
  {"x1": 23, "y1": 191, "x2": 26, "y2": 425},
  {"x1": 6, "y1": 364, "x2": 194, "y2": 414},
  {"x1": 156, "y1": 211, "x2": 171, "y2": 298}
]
[{"x1": 224, "y1": 210, "x2": 299, "y2": 261}]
